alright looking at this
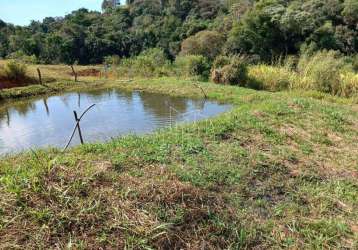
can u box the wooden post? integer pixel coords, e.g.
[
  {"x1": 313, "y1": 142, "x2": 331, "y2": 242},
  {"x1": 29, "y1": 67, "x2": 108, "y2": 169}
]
[
  {"x1": 73, "y1": 111, "x2": 84, "y2": 144},
  {"x1": 37, "y1": 68, "x2": 42, "y2": 85},
  {"x1": 193, "y1": 82, "x2": 207, "y2": 99},
  {"x1": 70, "y1": 65, "x2": 78, "y2": 82},
  {"x1": 63, "y1": 104, "x2": 95, "y2": 151}
]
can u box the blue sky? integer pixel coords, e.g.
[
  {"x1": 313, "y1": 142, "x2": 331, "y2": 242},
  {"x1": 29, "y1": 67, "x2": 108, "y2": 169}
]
[{"x1": 0, "y1": 0, "x2": 125, "y2": 26}]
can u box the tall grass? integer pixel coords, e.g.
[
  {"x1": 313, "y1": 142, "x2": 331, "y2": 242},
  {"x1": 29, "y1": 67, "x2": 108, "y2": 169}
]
[
  {"x1": 247, "y1": 51, "x2": 358, "y2": 97},
  {"x1": 297, "y1": 51, "x2": 348, "y2": 94},
  {"x1": 248, "y1": 64, "x2": 297, "y2": 91}
]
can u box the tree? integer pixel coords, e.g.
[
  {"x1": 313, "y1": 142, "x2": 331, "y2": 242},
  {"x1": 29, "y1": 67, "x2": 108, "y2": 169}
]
[
  {"x1": 102, "y1": 0, "x2": 121, "y2": 11},
  {"x1": 0, "y1": 0, "x2": 356, "y2": 64}
]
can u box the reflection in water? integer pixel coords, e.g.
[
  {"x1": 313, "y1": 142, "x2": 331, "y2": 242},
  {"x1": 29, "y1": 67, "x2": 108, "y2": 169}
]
[
  {"x1": 138, "y1": 91, "x2": 187, "y2": 120},
  {"x1": 43, "y1": 98, "x2": 50, "y2": 116},
  {"x1": 78, "y1": 93, "x2": 81, "y2": 108},
  {"x1": 0, "y1": 89, "x2": 231, "y2": 154}
]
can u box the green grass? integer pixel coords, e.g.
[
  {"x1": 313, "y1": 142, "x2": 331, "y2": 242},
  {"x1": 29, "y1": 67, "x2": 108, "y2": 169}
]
[{"x1": 0, "y1": 77, "x2": 357, "y2": 249}]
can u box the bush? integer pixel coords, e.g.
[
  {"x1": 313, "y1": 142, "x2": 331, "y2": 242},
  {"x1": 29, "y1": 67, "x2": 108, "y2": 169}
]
[
  {"x1": 104, "y1": 55, "x2": 120, "y2": 66},
  {"x1": 6, "y1": 51, "x2": 38, "y2": 64},
  {"x1": 212, "y1": 55, "x2": 231, "y2": 69},
  {"x1": 180, "y1": 30, "x2": 225, "y2": 60},
  {"x1": 352, "y1": 54, "x2": 358, "y2": 72},
  {"x1": 174, "y1": 55, "x2": 211, "y2": 79},
  {"x1": 342, "y1": 0, "x2": 358, "y2": 26},
  {"x1": 117, "y1": 48, "x2": 171, "y2": 77},
  {"x1": 2, "y1": 60, "x2": 28, "y2": 81},
  {"x1": 211, "y1": 55, "x2": 248, "y2": 86}
]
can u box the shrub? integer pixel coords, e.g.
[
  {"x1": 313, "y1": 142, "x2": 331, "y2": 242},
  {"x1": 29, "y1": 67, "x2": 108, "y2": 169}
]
[
  {"x1": 211, "y1": 55, "x2": 248, "y2": 86},
  {"x1": 174, "y1": 55, "x2": 211, "y2": 79},
  {"x1": 2, "y1": 60, "x2": 28, "y2": 81},
  {"x1": 212, "y1": 55, "x2": 231, "y2": 69},
  {"x1": 117, "y1": 48, "x2": 171, "y2": 77},
  {"x1": 352, "y1": 54, "x2": 358, "y2": 72},
  {"x1": 297, "y1": 50, "x2": 348, "y2": 95},
  {"x1": 342, "y1": 0, "x2": 358, "y2": 26},
  {"x1": 104, "y1": 55, "x2": 120, "y2": 66},
  {"x1": 139, "y1": 48, "x2": 168, "y2": 66},
  {"x1": 180, "y1": 30, "x2": 225, "y2": 60},
  {"x1": 6, "y1": 51, "x2": 38, "y2": 64}
]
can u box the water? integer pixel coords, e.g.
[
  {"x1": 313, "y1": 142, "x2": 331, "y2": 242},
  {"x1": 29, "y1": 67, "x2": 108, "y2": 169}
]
[{"x1": 0, "y1": 88, "x2": 231, "y2": 155}]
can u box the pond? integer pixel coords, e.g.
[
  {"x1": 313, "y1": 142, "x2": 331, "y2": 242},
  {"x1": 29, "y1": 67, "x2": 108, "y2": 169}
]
[{"x1": 0, "y1": 88, "x2": 231, "y2": 155}]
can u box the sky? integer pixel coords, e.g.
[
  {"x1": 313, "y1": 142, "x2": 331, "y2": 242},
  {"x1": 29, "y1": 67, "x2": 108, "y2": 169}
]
[{"x1": 0, "y1": 0, "x2": 125, "y2": 26}]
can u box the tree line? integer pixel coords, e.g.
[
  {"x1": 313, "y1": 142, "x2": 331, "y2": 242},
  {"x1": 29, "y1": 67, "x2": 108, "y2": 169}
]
[{"x1": 0, "y1": 0, "x2": 357, "y2": 65}]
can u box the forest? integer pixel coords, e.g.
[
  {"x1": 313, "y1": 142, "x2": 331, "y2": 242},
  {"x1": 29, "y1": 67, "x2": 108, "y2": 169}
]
[{"x1": 0, "y1": 0, "x2": 357, "y2": 65}]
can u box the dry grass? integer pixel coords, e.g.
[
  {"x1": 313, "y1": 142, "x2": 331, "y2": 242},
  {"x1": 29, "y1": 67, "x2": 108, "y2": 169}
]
[
  {"x1": 0, "y1": 60, "x2": 103, "y2": 83},
  {"x1": 248, "y1": 64, "x2": 298, "y2": 91},
  {"x1": 248, "y1": 64, "x2": 358, "y2": 97}
]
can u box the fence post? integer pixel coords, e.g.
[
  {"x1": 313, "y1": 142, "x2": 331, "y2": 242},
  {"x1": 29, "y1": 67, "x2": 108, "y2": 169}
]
[
  {"x1": 70, "y1": 65, "x2": 78, "y2": 82},
  {"x1": 193, "y1": 82, "x2": 207, "y2": 99},
  {"x1": 73, "y1": 111, "x2": 84, "y2": 144},
  {"x1": 37, "y1": 68, "x2": 42, "y2": 85},
  {"x1": 63, "y1": 104, "x2": 95, "y2": 151}
]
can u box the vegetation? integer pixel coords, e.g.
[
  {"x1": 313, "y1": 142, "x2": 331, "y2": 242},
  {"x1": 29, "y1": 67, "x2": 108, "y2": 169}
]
[
  {"x1": 0, "y1": 60, "x2": 38, "y2": 88},
  {"x1": 246, "y1": 51, "x2": 358, "y2": 97},
  {"x1": 211, "y1": 55, "x2": 249, "y2": 85},
  {"x1": 0, "y1": 0, "x2": 357, "y2": 64},
  {"x1": 180, "y1": 30, "x2": 225, "y2": 60},
  {"x1": 0, "y1": 0, "x2": 357, "y2": 248},
  {"x1": 0, "y1": 0, "x2": 357, "y2": 97},
  {"x1": 174, "y1": 55, "x2": 211, "y2": 79},
  {"x1": 2, "y1": 60, "x2": 28, "y2": 80}
]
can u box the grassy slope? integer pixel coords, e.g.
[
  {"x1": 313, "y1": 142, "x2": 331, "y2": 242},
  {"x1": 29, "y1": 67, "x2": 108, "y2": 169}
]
[{"x1": 0, "y1": 78, "x2": 357, "y2": 249}]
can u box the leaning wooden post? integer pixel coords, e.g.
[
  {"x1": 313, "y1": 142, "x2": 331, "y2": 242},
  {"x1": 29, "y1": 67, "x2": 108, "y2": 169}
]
[
  {"x1": 70, "y1": 65, "x2": 78, "y2": 82},
  {"x1": 63, "y1": 104, "x2": 95, "y2": 151},
  {"x1": 193, "y1": 82, "x2": 208, "y2": 99},
  {"x1": 37, "y1": 68, "x2": 43, "y2": 85},
  {"x1": 73, "y1": 111, "x2": 84, "y2": 144}
]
